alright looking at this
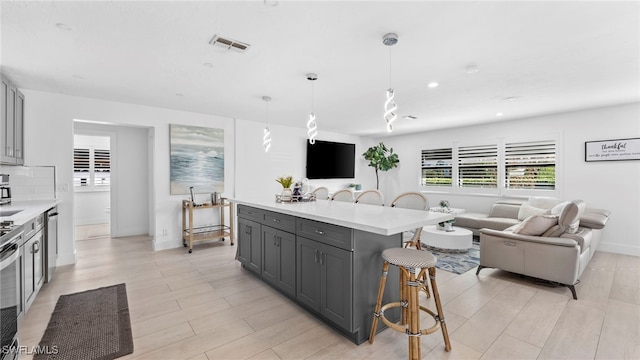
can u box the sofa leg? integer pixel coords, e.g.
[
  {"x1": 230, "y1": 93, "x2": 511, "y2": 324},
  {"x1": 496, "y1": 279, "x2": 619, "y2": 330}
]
[
  {"x1": 567, "y1": 284, "x2": 578, "y2": 300},
  {"x1": 476, "y1": 265, "x2": 487, "y2": 275}
]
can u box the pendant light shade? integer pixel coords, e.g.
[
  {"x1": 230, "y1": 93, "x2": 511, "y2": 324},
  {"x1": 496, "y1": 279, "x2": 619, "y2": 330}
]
[
  {"x1": 262, "y1": 96, "x2": 272, "y2": 152},
  {"x1": 383, "y1": 33, "x2": 398, "y2": 132},
  {"x1": 306, "y1": 73, "x2": 318, "y2": 145}
]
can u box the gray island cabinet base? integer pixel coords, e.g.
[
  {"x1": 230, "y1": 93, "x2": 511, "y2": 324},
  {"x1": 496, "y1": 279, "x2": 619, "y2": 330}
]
[{"x1": 236, "y1": 204, "x2": 401, "y2": 345}]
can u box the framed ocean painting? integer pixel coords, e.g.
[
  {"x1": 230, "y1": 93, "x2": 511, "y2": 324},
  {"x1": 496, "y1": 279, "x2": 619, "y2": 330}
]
[{"x1": 170, "y1": 124, "x2": 224, "y2": 194}]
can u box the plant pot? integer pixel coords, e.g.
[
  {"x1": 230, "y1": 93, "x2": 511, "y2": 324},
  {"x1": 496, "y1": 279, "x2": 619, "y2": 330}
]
[{"x1": 281, "y1": 188, "x2": 293, "y2": 201}]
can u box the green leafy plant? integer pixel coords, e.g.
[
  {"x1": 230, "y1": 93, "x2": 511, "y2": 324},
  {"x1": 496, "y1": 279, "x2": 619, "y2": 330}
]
[
  {"x1": 362, "y1": 142, "x2": 400, "y2": 190},
  {"x1": 275, "y1": 175, "x2": 293, "y2": 188}
]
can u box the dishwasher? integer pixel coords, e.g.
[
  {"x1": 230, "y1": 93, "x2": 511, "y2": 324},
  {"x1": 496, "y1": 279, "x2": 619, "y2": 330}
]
[{"x1": 44, "y1": 206, "x2": 58, "y2": 283}]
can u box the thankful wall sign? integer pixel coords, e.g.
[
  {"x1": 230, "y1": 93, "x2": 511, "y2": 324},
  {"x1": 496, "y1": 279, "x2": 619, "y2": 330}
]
[{"x1": 585, "y1": 138, "x2": 640, "y2": 162}]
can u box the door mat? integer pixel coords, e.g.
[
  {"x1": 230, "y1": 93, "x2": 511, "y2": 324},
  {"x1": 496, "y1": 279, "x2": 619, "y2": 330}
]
[
  {"x1": 35, "y1": 283, "x2": 133, "y2": 360},
  {"x1": 422, "y1": 241, "x2": 480, "y2": 275}
]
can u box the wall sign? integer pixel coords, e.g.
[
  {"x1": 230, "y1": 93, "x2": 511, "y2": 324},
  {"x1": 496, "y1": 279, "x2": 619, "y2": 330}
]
[{"x1": 585, "y1": 138, "x2": 640, "y2": 162}]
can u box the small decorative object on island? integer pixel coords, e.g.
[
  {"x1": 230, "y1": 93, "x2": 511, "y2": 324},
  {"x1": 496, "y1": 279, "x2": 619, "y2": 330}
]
[
  {"x1": 276, "y1": 175, "x2": 293, "y2": 201},
  {"x1": 439, "y1": 200, "x2": 450, "y2": 209},
  {"x1": 363, "y1": 142, "x2": 400, "y2": 190}
]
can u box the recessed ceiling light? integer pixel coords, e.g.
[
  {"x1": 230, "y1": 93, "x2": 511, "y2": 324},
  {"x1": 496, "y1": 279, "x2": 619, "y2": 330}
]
[
  {"x1": 427, "y1": 82, "x2": 439, "y2": 88},
  {"x1": 56, "y1": 23, "x2": 72, "y2": 31},
  {"x1": 203, "y1": 62, "x2": 214, "y2": 68},
  {"x1": 502, "y1": 96, "x2": 519, "y2": 102},
  {"x1": 465, "y1": 65, "x2": 479, "y2": 74},
  {"x1": 496, "y1": 112, "x2": 504, "y2": 117}
]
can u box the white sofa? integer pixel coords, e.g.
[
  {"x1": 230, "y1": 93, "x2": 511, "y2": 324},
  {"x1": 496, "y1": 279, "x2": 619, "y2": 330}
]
[{"x1": 457, "y1": 197, "x2": 610, "y2": 299}]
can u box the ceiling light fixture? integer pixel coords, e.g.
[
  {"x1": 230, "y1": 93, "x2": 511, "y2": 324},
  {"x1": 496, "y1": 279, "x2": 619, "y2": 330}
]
[
  {"x1": 262, "y1": 96, "x2": 272, "y2": 152},
  {"x1": 496, "y1": 112, "x2": 504, "y2": 117},
  {"x1": 428, "y1": 82, "x2": 439, "y2": 88},
  {"x1": 383, "y1": 33, "x2": 399, "y2": 132},
  {"x1": 306, "y1": 73, "x2": 318, "y2": 145},
  {"x1": 465, "y1": 65, "x2": 479, "y2": 74}
]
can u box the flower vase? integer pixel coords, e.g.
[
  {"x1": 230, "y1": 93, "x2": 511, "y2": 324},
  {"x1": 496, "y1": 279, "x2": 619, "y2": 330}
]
[
  {"x1": 281, "y1": 188, "x2": 293, "y2": 202},
  {"x1": 444, "y1": 222, "x2": 454, "y2": 232}
]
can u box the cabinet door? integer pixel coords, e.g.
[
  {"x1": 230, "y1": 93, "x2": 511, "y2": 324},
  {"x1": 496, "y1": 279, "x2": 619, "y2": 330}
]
[
  {"x1": 23, "y1": 238, "x2": 35, "y2": 305},
  {"x1": 261, "y1": 226, "x2": 279, "y2": 286},
  {"x1": 14, "y1": 90, "x2": 24, "y2": 164},
  {"x1": 296, "y1": 237, "x2": 321, "y2": 311},
  {"x1": 33, "y1": 230, "x2": 44, "y2": 289},
  {"x1": 319, "y1": 243, "x2": 353, "y2": 331},
  {"x1": 1, "y1": 75, "x2": 13, "y2": 163},
  {"x1": 276, "y1": 230, "x2": 296, "y2": 297},
  {"x1": 237, "y1": 218, "x2": 261, "y2": 274}
]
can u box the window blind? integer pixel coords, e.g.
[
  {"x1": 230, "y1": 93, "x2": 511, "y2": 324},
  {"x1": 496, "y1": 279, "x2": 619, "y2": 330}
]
[
  {"x1": 73, "y1": 148, "x2": 90, "y2": 187},
  {"x1": 505, "y1": 140, "x2": 555, "y2": 189},
  {"x1": 420, "y1": 148, "x2": 452, "y2": 186},
  {"x1": 457, "y1": 144, "x2": 498, "y2": 188}
]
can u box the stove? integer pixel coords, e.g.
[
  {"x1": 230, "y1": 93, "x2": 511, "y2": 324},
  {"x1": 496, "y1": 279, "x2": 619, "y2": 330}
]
[{"x1": 0, "y1": 221, "x2": 16, "y2": 245}]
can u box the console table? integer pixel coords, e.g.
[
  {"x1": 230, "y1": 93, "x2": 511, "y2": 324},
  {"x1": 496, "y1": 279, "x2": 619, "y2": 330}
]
[{"x1": 181, "y1": 199, "x2": 234, "y2": 253}]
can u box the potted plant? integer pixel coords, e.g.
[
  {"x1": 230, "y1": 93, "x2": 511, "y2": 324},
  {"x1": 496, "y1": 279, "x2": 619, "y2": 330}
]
[
  {"x1": 276, "y1": 175, "x2": 293, "y2": 201},
  {"x1": 362, "y1": 142, "x2": 400, "y2": 190}
]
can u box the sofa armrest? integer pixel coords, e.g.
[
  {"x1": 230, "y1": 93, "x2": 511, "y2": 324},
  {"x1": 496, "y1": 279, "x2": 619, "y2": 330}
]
[
  {"x1": 579, "y1": 208, "x2": 610, "y2": 229},
  {"x1": 479, "y1": 228, "x2": 578, "y2": 247}
]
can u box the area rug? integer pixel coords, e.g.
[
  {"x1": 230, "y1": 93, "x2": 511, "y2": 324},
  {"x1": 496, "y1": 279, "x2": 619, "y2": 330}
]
[
  {"x1": 35, "y1": 283, "x2": 133, "y2": 360},
  {"x1": 422, "y1": 241, "x2": 480, "y2": 275}
]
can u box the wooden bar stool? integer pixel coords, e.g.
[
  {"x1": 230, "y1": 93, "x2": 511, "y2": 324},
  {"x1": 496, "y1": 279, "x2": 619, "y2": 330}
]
[{"x1": 369, "y1": 247, "x2": 451, "y2": 360}]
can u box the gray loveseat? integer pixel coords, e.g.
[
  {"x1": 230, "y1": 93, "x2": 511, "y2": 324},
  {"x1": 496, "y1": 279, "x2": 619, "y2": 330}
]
[{"x1": 455, "y1": 198, "x2": 610, "y2": 299}]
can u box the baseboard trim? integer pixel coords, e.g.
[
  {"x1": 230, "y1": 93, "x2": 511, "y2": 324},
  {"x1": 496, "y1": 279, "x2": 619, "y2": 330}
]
[{"x1": 598, "y1": 241, "x2": 640, "y2": 257}]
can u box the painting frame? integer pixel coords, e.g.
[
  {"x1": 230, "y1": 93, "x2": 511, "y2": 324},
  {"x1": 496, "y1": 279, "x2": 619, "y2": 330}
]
[
  {"x1": 170, "y1": 124, "x2": 225, "y2": 195},
  {"x1": 585, "y1": 137, "x2": 640, "y2": 162}
]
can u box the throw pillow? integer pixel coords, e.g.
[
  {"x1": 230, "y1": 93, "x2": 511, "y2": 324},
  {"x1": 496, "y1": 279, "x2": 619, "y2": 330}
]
[
  {"x1": 550, "y1": 201, "x2": 570, "y2": 216},
  {"x1": 518, "y1": 203, "x2": 550, "y2": 221},
  {"x1": 512, "y1": 214, "x2": 559, "y2": 236}
]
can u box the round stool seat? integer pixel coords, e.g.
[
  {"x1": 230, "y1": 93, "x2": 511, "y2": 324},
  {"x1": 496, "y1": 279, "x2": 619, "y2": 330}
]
[{"x1": 381, "y1": 247, "x2": 437, "y2": 268}]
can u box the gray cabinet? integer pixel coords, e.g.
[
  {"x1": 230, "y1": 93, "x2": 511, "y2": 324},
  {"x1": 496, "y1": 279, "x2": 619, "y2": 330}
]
[
  {"x1": 261, "y1": 225, "x2": 296, "y2": 297},
  {"x1": 237, "y1": 217, "x2": 261, "y2": 274},
  {"x1": 296, "y1": 236, "x2": 353, "y2": 331},
  {"x1": 22, "y1": 214, "x2": 45, "y2": 312},
  {"x1": 1, "y1": 73, "x2": 24, "y2": 165}
]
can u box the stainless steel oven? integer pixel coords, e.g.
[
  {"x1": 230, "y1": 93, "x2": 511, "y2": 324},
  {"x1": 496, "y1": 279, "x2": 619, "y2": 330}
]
[{"x1": 0, "y1": 228, "x2": 21, "y2": 360}]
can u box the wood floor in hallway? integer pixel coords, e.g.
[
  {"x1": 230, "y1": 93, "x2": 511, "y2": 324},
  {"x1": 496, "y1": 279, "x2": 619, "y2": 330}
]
[{"x1": 17, "y1": 231, "x2": 640, "y2": 359}]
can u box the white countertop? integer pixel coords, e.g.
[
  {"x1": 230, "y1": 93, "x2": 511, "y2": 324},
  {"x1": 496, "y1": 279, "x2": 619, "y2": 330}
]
[
  {"x1": 232, "y1": 198, "x2": 453, "y2": 236},
  {"x1": 0, "y1": 200, "x2": 60, "y2": 226}
]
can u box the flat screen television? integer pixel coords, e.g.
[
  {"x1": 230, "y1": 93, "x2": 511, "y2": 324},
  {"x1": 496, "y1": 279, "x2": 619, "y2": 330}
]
[{"x1": 306, "y1": 140, "x2": 355, "y2": 179}]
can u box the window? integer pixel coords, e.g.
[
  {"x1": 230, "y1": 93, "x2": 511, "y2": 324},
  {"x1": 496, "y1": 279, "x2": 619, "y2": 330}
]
[
  {"x1": 504, "y1": 140, "x2": 555, "y2": 190},
  {"x1": 457, "y1": 144, "x2": 498, "y2": 188},
  {"x1": 74, "y1": 147, "x2": 110, "y2": 189},
  {"x1": 421, "y1": 137, "x2": 558, "y2": 195},
  {"x1": 421, "y1": 148, "x2": 452, "y2": 186}
]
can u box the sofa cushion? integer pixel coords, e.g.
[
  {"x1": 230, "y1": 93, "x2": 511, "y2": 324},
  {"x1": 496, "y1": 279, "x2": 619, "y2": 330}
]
[
  {"x1": 453, "y1": 212, "x2": 489, "y2": 230},
  {"x1": 518, "y1": 203, "x2": 550, "y2": 221},
  {"x1": 512, "y1": 214, "x2": 559, "y2": 236},
  {"x1": 558, "y1": 200, "x2": 586, "y2": 234},
  {"x1": 489, "y1": 202, "x2": 522, "y2": 219},
  {"x1": 528, "y1": 196, "x2": 563, "y2": 209},
  {"x1": 579, "y1": 208, "x2": 610, "y2": 229},
  {"x1": 478, "y1": 217, "x2": 522, "y2": 231}
]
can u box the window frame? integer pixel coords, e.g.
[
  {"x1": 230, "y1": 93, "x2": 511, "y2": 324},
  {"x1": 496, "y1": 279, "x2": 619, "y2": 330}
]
[{"x1": 74, "y1": 145, "x2": 111, "y2": 192}]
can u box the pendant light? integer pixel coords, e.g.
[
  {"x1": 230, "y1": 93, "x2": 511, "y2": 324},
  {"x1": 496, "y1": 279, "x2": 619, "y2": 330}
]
[
  {"x1": 306, "y1": 73, "x2": 318, "y2": 145},
  {"x1": 262, "y1": 96, "x2": 272, "y2": 152},
  {"x1": 383, "y1": 33, "x2": 398, "y2": 132}
]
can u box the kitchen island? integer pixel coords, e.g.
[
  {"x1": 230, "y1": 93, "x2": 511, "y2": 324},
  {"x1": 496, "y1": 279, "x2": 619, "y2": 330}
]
[{"x1": 233, "y1": 198, "x2": 452, "y2": 344}]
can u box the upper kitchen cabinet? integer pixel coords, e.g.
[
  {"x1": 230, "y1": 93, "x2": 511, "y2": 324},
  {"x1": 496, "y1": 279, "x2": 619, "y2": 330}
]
[{"x1": 1, "y1": 73, "x2": 25, "y2": 165}]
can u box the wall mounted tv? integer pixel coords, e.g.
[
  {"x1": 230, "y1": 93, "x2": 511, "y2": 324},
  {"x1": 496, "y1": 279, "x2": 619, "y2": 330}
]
[{"x1": 306, "y1": 140, "x2": 356, "y2": 179}]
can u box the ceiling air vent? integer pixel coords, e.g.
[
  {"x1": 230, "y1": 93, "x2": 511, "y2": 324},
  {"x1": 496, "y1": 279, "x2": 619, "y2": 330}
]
[{"x1": 209, "y1": 35, "x2": 250, "y2": 52}]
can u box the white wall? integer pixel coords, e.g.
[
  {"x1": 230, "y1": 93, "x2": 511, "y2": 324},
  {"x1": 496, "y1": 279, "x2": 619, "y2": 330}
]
[
  {"x1": 234, "y1": 119, "x2": 369, "y2": 201},
  {"x1": 372, "y1": 103, "x2": 640, "y2": 256},
  {"x1": 23, "y1": 90, "x2": 236, "y2": 264}
]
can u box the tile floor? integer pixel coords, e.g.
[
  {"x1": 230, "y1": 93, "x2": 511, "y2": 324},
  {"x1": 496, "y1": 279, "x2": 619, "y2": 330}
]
[{"x1": 17, "y1": 228, "x2": 640, "y2": 359}]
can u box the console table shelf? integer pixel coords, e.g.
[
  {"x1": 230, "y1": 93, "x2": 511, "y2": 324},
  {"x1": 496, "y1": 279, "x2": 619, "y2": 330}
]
[{"x1": 182, "y1": 199, "x2": 234, "y2": 253}]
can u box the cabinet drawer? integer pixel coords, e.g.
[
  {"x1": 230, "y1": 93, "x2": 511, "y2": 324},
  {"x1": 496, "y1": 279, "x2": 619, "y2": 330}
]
[
  {"x1": 297, "y1": 219, "x2": 353, "y2": 251},
  {"x1": 23, "y1": 214, "x2": 44, "y2": 240},
  {"x1": 264, "y1": 211, "x2": 295, "y2": 233},
  {"x1": 238, "y1": 205, "x2": 264, "y2": 222}
]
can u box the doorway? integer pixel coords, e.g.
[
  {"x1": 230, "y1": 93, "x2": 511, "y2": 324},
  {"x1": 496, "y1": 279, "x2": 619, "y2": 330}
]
[{"x1": 73, "y1": 133, "x2": 112, "y2": 240}]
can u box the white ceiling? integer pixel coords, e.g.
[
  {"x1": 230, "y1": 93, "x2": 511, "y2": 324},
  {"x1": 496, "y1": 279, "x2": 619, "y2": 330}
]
[{"x1": 2, "y1": 1, "x2": 639, "y2": 137}]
